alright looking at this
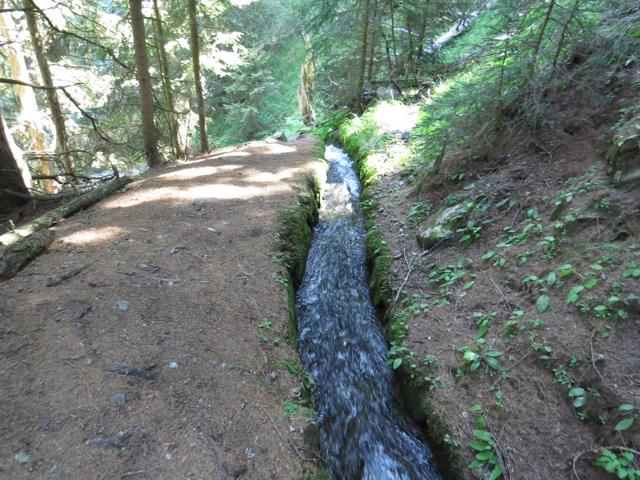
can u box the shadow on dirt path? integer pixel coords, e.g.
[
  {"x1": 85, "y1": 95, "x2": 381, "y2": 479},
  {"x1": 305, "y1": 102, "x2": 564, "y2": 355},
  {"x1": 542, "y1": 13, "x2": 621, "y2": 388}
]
[{"x1": 0, "y1": 136, "x2": 324, "y2": 479}]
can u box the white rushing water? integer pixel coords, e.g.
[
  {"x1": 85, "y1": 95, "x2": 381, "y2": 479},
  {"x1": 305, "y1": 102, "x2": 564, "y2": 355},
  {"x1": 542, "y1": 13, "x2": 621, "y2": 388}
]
[{"x1": 296, "y1": 146, "x2": 441, "y2": 479}]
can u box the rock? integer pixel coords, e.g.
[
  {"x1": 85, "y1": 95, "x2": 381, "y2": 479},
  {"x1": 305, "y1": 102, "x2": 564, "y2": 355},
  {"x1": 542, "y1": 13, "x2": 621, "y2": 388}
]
[
  {"x1": 607, "y1": 108, "x2": 639, "y2": 186},
  {"x1": 416, "y1": 201, "x2": 475, "y2": 249},
  {"x1": 111, "y1": 393, "x2": 126, "y2": 404},
  {"x1": 287, "y1": 132, "x2": 302, "y2": 142},
  {"x1": 232, "y1": 465, "x2": 248, "y2": 478},
  {"x1": 270, "y1": 131, "x2": 287, "y2": 141},
  {"x1": 86, "y1": 427, "x2": 134, "y2": 449},
  {"x1": 303, "y1": 423, "x2": 320, "y2": 449},
  {"x1": 116, "y1": 300, "x2": 129, "y2": 311},
  {"x1": 14, "y1": 453, "x2": 30, "y2": 464}
]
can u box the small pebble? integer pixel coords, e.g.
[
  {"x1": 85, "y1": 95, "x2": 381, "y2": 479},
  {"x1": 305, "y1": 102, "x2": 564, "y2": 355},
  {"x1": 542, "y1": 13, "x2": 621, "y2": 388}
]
[{"x1": 111, "y1": 393, "x2": 126, "y2": 404}]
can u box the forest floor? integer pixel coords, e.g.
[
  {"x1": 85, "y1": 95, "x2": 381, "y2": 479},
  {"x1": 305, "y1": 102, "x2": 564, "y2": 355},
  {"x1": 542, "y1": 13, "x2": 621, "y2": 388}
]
[
  {"x1": 0, "y1": 136, "x2": 324, "y2": 480},
  {"x1": 359, "y1": 81, "x2": 640, "y2": 478}
]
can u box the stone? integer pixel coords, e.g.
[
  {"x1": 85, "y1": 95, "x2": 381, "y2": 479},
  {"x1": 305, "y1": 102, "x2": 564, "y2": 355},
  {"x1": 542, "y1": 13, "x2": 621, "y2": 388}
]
[
  {"x1": 416, "y1": 201, "x2": 475, "y2": 249},
  {"x1": 270, "y1": 131, "x2": 287, "y2": 141},
  {"x1": 111, "y1": 393, "x2": 126, "y2": 404}
]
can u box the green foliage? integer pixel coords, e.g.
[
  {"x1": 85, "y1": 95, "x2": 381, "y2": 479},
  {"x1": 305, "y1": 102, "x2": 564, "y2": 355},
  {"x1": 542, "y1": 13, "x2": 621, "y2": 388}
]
[{"x1": 595, "y1": 449, "x2": 640, "y2": 480}]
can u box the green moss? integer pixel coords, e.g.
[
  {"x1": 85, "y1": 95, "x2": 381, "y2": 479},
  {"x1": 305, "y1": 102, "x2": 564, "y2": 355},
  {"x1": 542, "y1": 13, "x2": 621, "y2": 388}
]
[{"x1": 275, "y1": 174, "x2": 321, "y2": 347}]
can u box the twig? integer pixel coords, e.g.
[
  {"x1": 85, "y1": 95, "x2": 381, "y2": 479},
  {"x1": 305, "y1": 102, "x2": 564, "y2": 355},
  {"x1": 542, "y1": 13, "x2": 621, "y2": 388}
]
[
  {"x1": 486, "y1": 274, "x2": 513, "y2": 312},
  {"x1": 589, "y1": 329, "x2": 605, "y2": 383},
  {"x1": 257, "y1": 405, "x2": 304, "y2": 460},
  {"x1": 487, "y1": 420, "x2": 511, "y2": 480},
  {"x1": 121, "y1": 470, "x2": 146, "y2": 478},
  {"x1": 491, "y1": 351, "x2": 532, "y2": 388},
  {"x1": 394, "y1": 248, "x2": 417, "y2": 303}
]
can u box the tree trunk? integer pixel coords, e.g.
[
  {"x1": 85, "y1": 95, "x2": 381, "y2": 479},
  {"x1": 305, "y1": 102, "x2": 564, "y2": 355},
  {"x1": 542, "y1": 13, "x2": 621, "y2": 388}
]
[
  {"x1": 0, "y1": 114, "x2": 31, "y2": 213},
  {"x1": 367, "y1": 0, "x2": 378, "y2": 82},
  {"x1": 188, "y1": 0, "x2": 208, "y2": 154},
  {"x1": 129, "y1": 0, "x2": 161, "y2": 167},
  {"x1": 355, "y1": 0, "x2": 371, "y2": 110},
  {"x1": 152, "y1": 0, "x2": 182, "y2": 160},
  {"x1": 552, "y1": 0, "x2": 579, "y2": 73},
  {"x1": 0, "y1": 10, "x2": 55, "y2": 193},
  {"x1": 0, "y1": 176, "x2": 130, "y2": 279},
  {"x1": 297, "y1": 33, "x2": 316, "y2": 126},
  {"x1": 24, "y1": 0, "x2": 73, "y2": 176},
  {"x1": 528, "y1": 0, "x2": 556, "y2": 82},
  {"x1": 0, "y1": 176, "x2": 130, "y2": 249},
  {"x1": 413, "y1": 9, "x2": 429, "y2": 81}
]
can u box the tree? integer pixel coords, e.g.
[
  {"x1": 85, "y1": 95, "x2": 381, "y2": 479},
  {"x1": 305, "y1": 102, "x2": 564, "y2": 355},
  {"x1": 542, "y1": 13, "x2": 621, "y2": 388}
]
[
  {"x1": 355, "y1": 0, "x2": 371, "y2": 109},
  {"x1": 23, "y1": 0, "x2": 73, "y2": 176},
  {"x1": 152, "y1": 0, "x2": 182, "y2": 159},
  {"x1": 188, "y1": 0, "x2": 208, "y2": 154},
  {"x1": 0, "y1": 8, "x2": 55, "y2": 193},
  {"x1": 0, "y1": 113, "x2": 31, "y2": 213},
  {"x1": 129, "y1": 0, "x2": 162, "y2": 167}
]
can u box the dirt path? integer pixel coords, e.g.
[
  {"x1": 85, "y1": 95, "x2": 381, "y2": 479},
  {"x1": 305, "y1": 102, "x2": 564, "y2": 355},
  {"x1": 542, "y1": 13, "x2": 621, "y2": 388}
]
[{"x1": 0, "y1": 137, "x2": 323, "y2": 479}]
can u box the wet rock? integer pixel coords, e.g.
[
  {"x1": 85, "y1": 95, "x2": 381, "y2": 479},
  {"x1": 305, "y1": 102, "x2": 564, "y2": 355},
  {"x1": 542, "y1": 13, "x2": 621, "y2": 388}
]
[{"x1": 416, "y1": 201, "x2": 475, "y2": 249}]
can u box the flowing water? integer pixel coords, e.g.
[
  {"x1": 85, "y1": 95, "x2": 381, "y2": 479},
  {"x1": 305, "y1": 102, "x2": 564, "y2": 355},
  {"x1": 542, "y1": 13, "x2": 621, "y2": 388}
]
[{"x1": 296, "y1": 146, "x2": 441, "y2": 480}]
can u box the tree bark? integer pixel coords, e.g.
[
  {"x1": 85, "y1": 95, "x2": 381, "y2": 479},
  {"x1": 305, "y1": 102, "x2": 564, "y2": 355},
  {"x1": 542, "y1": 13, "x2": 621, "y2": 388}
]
[
  {"x1": 297, "y1": 33, "x2": 316, "y2": 126},
  {"x1": 0, "y1": 176, "x2": 130, "y2": 249},
  {"x1": 355, "y1": 0, "x2": 371, "y2": 110},
  {"x1": 366, "y1": 0, "x2": 378, "y2": 82},
  {"x1": 152, "y1": 0, "x2": 182, "y2": 159},
  {"x1": 0, "y1": 9, "x2": 54, "y2": 193},
  {"x1": 0, "y1": 114, "x2": 31, "y2": 213},
  {"x1": 528, "y1": 0, "x2": 556, "y2": 81},
  {"x1": 188, "y1": 0, "x2": 208, "y2": 154},
  {"x1": 0, "y1": 176, "x2": 130, "y2": 279},
  {"x1": 129, "y1": 0, "x2": 161, "y2": 167},
  {"x1": 413, "y1": 9, "x2": 429, "y2": 82},
  {"x1": 552, "y1": 0, "x2": 579, "y2": 73},
  {"x1": 24, "y1": 0, "x2": 73, "y2": 176}
]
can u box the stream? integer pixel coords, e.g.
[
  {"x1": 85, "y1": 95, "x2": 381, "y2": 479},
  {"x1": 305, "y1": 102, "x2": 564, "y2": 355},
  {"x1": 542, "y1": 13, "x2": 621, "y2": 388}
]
[{"x1": 296, "y1": 146, "x2": 441, "y2": 479}]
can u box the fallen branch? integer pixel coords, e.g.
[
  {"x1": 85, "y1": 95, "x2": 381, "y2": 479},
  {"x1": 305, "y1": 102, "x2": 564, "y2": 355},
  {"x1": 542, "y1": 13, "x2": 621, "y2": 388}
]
[
  {"x1": 0, "y1": 176, "x2": 129, "y2": 248},
  {"x1": 0, "y1": 177, "x2": 129, "y2": 279},
  {"x1": 0, "y1": 229, "x2": 54, "y2": 280}
]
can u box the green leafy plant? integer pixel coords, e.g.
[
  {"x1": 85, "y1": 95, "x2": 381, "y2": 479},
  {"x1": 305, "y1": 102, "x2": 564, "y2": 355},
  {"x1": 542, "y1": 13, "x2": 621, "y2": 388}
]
[
  {"x1": 614, "y1": 403, "x2": 636, "y2": 432},
  {"x1": 595, "y1": 449, "x2": 640, "y2": 480},
  {"x1": 467, "y1": 406, "x2": 503, "y2": 479}
]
